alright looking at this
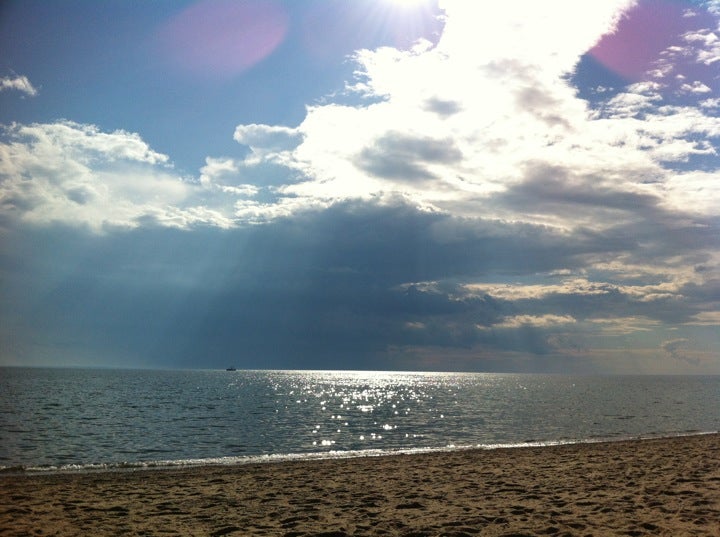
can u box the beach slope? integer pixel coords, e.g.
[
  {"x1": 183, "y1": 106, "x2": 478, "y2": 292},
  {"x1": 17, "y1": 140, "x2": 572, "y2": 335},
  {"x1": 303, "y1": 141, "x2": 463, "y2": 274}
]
[{"x1": 1, "y1": 433, "x2": 719, "y2": 536}]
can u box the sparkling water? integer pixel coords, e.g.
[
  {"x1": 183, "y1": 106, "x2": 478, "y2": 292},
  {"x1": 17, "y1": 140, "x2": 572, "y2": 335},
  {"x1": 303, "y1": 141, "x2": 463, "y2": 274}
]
[{"x1": 1, "y1": 368, "x2": 718, "y2": 471}]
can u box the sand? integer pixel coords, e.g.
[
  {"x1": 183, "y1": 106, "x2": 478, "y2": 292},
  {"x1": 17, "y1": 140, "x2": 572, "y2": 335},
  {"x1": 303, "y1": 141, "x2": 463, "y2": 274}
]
[{"x1": 1, "y1": 434, "x2": 719, "y2": 537}]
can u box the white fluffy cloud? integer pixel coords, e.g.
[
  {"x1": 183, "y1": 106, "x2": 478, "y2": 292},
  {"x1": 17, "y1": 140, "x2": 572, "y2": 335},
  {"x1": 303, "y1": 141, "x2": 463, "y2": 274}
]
[
  {"x1": 0, "y1": 74, "x2": 37, "y2": 97},
  {"x1": 0, "y1": 121, "x2": 234, "y2": 231},
  {"x1": 225, "y1": 0, "x2": 719, "y2": 232},
  {"x1": 2, "y1": 1, "x2": 719, "y2": 280},
  {"x1": 3, "y1": 2, "x2": 717, "y2": 235},
  {"x1": 233, "y1": 124, "x2": 303, "y2": 157}
]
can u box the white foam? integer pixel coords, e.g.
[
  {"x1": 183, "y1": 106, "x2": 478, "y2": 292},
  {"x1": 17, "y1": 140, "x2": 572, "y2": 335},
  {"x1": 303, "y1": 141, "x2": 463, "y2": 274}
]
[{"x1": 2, "y1": 430, "x2": 716, "y2": 476}]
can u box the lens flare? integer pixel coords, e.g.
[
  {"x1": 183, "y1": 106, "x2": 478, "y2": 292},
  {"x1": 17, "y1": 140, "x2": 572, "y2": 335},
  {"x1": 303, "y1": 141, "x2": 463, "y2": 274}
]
[
  {"x1": 154, "y1": 0, "x2": 289, "y2": 78},
  {"x1": 589, "y1": 0, "x2": 715, "y2": 83}
]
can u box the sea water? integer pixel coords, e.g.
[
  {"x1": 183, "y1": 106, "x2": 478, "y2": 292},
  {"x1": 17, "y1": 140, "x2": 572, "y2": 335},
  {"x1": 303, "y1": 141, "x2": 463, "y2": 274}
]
[{"x1": 1, "y1": 368, "x2": 718, "y2": 472}]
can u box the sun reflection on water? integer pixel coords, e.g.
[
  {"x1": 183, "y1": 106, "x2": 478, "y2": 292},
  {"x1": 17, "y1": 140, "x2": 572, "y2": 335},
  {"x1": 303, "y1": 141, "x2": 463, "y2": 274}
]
[{"x1": 266, "y1": 370, "x2": 478, "y2": 452}]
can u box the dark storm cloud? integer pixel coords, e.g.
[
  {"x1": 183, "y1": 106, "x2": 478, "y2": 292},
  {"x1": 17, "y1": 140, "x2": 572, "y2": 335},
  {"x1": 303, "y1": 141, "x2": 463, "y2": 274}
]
[
  {"x1": 3, "y1": 189, "x2": 716, "y2": 371},
  {"x1": 2, "y1": 197, "x2": 643, "y2": 370},
  {"x1": 675, "y1": 277, "x2": 720, "y2": 324},
  {"x1": 681, "y1": 277, "x2": 720, "y2": 303},
  {"x1": 499, "y1": 162, "x2": 720, "y2": 268},
  {"x1": 282, "y1": 199, "x2": 637, "y2": 282},
  {"x1": 354, "y1": 132, "x2": 462, "y2": 181}
]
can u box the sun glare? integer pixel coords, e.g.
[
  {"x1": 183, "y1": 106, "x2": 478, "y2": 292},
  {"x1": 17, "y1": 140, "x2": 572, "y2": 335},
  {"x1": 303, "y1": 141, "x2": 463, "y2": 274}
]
[{"x1": 387, "y1": 0, "x2": 429, "y2": 8}]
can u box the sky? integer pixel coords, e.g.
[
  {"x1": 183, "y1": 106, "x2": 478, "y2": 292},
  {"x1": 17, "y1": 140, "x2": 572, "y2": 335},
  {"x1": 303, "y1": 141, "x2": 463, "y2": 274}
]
[{"x1": 0, "y1": 0, "x2": 719, "y2": 373}]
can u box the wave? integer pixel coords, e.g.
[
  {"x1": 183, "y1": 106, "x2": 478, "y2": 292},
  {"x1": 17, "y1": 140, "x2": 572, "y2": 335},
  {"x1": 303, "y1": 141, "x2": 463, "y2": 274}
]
[{"x1": 2, "y1": 430, "x2": 715, "y2": 476}]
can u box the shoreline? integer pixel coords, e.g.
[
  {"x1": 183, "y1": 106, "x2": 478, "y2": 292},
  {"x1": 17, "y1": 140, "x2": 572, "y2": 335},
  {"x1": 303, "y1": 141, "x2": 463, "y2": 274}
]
[
  {"x1": 2, "y1": 433, "x2": 719, "y2": 536},
  {"x1": 3, "y1": 430, "x2": 717, "y2": 476}
]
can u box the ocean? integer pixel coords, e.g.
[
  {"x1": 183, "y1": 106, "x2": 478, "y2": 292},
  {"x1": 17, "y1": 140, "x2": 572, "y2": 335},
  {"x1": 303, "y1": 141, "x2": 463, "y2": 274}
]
[{"x1": 1, "y1": 368, "x2": 718, "y2": 472}]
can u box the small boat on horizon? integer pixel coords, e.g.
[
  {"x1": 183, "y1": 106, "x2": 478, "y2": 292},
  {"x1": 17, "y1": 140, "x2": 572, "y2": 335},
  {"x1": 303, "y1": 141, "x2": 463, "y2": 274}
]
[{"x1": 225, "y1": 367, "x2": 237, "y2": 371}]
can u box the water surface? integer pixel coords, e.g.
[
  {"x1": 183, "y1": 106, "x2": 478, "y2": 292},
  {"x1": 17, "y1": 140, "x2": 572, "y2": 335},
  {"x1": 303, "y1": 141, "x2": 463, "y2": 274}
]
[{"x1": 1, "y1": 368, "x2": 717, "y2": 471}]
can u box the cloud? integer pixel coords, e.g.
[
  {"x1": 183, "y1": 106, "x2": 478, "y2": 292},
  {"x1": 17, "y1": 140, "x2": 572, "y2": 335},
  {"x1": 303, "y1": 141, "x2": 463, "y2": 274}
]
[
  {"x1": 233, "y1": 124, "x2": 303, "y2": 156},
  {"x1": 355, "y1": 132, "x2": 463, "y2": 182},
  {"x1": 198, "y1": 157, "x2": 259, "y2": 196},
  {"x1": 685, "y1": 311, "x2": 720, "y2": 326},
  {"x1": 5, "y1": 2, "x2": 718, "y2": 235},
  {"x1": 498, "y1": 162, "x2": 663, "y2": 225},
  {"x1": 2, "y1": 196, "x2": 718, "y2": 372},
  {"x1": 423, "y1": 97, "x2": 462, "y2": 118},
  {"x1": 661, "y1": 338, "x2": 698, "y2": 365},
  {"x1": 493, "y1": 314, "x2": 577, "y2": 329},
  {"x1": 0, "y1": 121, "x2": 235, "y2": 231},
  {"x1": 461, "y1": 279, "x2": 681, "y2": 303},
  {"x1": 2, "y1": 1, "x2": 719, "y2": 372},
  {"x1": 589, "y1": 317, "x2": 662, "y2": 335},
  {"x1": 0, "y1": 74, "x2": 37, "y2": 97},
  {"x1": 218, "y1": 0, "x2": 717, "y2": 232}
]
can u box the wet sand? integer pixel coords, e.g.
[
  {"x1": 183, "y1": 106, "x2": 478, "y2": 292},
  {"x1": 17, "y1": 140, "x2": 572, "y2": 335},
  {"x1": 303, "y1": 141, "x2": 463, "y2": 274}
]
[{"x1": 1, "y1": 433, "x2": 719, "y2": 536}]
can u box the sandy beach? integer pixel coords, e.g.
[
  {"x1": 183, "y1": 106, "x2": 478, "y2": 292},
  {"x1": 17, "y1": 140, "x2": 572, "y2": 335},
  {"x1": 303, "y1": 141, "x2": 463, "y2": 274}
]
[{"x1": 1, "y1": 434, "x2": 718, "y2": 536}]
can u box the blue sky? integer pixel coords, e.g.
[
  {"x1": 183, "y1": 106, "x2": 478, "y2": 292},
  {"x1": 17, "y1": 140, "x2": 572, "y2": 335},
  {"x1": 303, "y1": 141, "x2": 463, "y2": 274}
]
[{"x1": 1, "y1": 0, "x2": 719, "y2": 373}]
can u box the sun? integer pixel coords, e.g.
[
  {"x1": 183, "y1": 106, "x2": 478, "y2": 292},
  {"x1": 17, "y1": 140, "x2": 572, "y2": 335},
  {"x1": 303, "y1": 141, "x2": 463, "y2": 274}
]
[{"x1": 372, "y1": 0, "x2": 442, "y2": 49}]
